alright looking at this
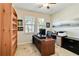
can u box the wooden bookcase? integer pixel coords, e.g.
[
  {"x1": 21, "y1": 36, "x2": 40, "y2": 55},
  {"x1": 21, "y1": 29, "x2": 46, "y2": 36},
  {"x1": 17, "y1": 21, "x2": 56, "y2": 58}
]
[{"x1": 0, "y1": 3, "x2": 17, "y2": 56}]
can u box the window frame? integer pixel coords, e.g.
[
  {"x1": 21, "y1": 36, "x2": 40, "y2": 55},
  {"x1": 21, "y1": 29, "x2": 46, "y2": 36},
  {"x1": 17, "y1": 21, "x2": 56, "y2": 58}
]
[
  {"x1": 37, "y1": 18, "x2": 46, "y2": 32},
  {"x1": 24, "y1": 16, "x2": 35, "y2": 33}
]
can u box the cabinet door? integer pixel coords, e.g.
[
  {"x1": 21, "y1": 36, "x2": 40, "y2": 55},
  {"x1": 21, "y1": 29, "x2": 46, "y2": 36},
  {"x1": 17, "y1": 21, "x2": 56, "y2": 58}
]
[{"x1": 1, "y1": 4, "x2": 11, "y2": 56}]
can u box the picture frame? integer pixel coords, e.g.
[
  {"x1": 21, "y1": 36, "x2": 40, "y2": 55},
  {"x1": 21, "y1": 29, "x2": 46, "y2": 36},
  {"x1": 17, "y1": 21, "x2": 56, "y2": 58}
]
[
  {"x1": 18, "y1": 27, "x2": 23, "y2": 31},
  {"x1": 46, "y1": 22, "x2": 50, "y2": 28},
  {"x1": 18, "y1": 19, "x2": 23, "y2": 27},
  {"x1": 18, "y1": 19, "x2": 23, "y2": 31}
]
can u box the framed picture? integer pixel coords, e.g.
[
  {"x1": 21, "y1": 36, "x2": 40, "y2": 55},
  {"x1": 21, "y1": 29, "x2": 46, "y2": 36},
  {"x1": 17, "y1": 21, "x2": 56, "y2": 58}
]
[
  {"x1": 18, "y1": 27, "x2": 23, "y2": 31},
  {"x1": 18, "y1": 19, "x2": 23, "y2": 27},
  {"x1": 46, "y1": 22, "x2": 50, "y2": 28},
  {"x1": 18, "y1": 19, "x2": 23, "y2": 31}
]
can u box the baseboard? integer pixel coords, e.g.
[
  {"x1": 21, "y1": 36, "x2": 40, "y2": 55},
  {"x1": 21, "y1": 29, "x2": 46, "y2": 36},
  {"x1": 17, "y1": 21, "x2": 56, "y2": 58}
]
[{"x1": 18, "y1": 42, "x2": 32, "y2": 45}]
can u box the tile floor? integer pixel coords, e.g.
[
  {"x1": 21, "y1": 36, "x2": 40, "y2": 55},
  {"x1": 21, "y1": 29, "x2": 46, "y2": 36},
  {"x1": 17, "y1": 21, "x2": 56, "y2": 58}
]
[{"x1": 15, "y1": 43, "x2": 78, "y2": 56}]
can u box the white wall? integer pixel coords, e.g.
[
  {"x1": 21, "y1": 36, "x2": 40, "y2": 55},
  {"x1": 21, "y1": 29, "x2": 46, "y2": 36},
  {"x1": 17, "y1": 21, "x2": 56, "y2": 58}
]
[
  {"x1": 51, "y1": 4, "x2": 79, "y2": 38},
  {"x1": 13, "y1": 7, "x2": 51, "y2": 45}
]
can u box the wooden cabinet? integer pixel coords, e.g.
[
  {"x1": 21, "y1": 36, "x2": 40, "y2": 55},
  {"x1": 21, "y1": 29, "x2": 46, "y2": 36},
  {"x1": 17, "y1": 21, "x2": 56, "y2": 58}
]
[
  {"x1": 61, "y1": 37, "x2": 79, "y2": 55},
  {"x1": 32, "y1": 35, "x2": 55, "y2": 56},
  {"x1": 0, "y1": 3, "x2": 17, "y2": 56}
]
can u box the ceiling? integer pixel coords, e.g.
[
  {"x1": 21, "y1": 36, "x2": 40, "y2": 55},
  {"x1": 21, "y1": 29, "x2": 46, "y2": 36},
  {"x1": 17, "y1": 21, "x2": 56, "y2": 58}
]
[{"x1": 13, "y1": 3, "x2": 72, "y2": 15}]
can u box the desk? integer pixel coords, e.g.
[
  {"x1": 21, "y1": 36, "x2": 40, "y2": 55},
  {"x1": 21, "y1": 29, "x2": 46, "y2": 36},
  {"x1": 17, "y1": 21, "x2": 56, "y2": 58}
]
[{"x1": 32, "y1": 35, "x2": 55, "y2": 56}]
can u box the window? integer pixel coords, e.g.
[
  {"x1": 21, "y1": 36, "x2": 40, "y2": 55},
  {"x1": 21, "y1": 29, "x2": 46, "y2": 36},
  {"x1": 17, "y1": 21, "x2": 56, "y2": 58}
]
[
  {"x1": 25, "y1": 16, "x2": 35, "y2": 33},
  {"x1": 37, "y1": 18, "x2": 45, "y2": 32}
]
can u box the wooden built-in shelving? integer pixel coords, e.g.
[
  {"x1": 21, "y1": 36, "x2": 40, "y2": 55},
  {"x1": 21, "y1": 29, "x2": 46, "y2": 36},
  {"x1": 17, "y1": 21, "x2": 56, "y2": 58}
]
[
  {"x1": 11, "y1": 7, "x2": 17, "y2": 56},
  {"x1": 0, "y1": 3, "x2": 17, "y2": 56}
]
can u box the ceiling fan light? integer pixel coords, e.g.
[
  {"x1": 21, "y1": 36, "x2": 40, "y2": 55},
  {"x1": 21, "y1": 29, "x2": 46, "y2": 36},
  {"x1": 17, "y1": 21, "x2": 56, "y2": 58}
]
[{"x1": 47, "y1": 6, "x2": 50, "y2": 9}]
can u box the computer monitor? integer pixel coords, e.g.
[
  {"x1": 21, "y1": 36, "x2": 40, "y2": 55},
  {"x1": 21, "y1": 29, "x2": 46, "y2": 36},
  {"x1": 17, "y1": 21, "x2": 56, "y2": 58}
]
[
  {"x1": 39, "y1": 29, "x2": 46, "y2": 35},
  {"x1": 47, "y1": 31, "x2": 53, "y2": 37}
]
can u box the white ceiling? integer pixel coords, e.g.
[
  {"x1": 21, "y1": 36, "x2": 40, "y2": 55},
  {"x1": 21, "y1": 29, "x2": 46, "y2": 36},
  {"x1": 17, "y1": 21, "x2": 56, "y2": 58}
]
[{"x1": 13, "y1": 3, "x2": 72, "y2": 15}]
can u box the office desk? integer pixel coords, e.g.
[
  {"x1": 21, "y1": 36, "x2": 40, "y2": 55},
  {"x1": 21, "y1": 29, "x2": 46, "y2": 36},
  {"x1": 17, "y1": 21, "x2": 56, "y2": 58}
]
[{"x1": 32, "y1": 35, "x2": 55, "y2": 56}]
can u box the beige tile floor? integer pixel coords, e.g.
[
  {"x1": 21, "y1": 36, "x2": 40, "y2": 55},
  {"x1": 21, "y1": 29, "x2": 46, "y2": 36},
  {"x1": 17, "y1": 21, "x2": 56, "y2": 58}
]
[{"x1": 15, "y1": 43, "x2": 78, "y2": 56}]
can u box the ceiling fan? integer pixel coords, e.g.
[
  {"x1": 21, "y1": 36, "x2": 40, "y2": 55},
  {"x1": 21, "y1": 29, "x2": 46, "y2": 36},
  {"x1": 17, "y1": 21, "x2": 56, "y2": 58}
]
[{"x1": 38, "y1": 3, "x2": 56, "y2": 9}]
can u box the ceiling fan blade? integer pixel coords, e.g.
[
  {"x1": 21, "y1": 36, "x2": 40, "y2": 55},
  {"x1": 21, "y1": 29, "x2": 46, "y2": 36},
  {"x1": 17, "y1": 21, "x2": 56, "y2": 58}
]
[
  {"x1": 38, "y1": 5, "x2": 43, "y2": 8},
  {"x1": 49, "y1": 3, "x2": 56, "y2": 4}
]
